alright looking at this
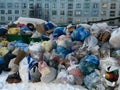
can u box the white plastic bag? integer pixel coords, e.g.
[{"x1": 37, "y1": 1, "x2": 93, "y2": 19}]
[
  {"x1": 31, "y1": 31, "x2": 42, "y2": 38},
  {"x1": 14, "y1": 17, "x2": 47, "y2": 26},
  {"x1": 90, "y1": 23, "x2": 108, "y2": 36},
  {"x1": 100, "y1": 57, "x2": 119, "y2": 73},
  {"x1": 109, "y1": 28, "x2": 120, "y2": 48},
  {"x1": 82, "y1": 35, "x2": 98, "y2": 51},
  {"x1": 19, "y1": 57, "x2": 29, "y2": 83}
]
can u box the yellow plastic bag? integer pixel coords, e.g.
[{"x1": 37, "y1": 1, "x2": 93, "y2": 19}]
[
  {"x1": 8, "y1": 27, "x2": 20, "y2": 34},
  {"x1": 0, "y1": 47, "x2": 9, "y2": 56}
]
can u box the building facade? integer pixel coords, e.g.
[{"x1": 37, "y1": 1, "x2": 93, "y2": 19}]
[{"x1": 0, "y1": 0, "x2": 120, "y2": 25}]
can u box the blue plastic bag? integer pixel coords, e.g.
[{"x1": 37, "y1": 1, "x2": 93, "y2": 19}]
[
  {"x1": 15, "y1": 41, "x2": 29, "y2": 52},
  {"x1": 79, "y1": 55, "x2": 99, "y2": 75},
  {"x1": 0, "y1": 28, "x2": 7, "y2": 36},
  {"x1": 84, "y1": 72, "x2": 100, "y2": 89},
  {"x1": 56, "y1": 46, "x2": 72, "y2": 58},
  {"x1": 44, "y1": 22, "x2": 56, "y2": 30},
  {"x1": 27, "y1": 55, "x2": 40, "y2": 82},
  {"x1": 52, "y1": 27, "x2": 66, "y2": 37},
  {"x1": 20, "y1": 26, "x2": 31, "y2": 31},
  {"x1": 70, "y1": 27, "x2": 90, "y2": 41}
]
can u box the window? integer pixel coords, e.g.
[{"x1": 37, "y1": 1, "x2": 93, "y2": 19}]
[
  {"x1": 101, "y1": 11, "x2": 106, "y2": 16},
  {"x1": 0, "y1": 3, "x2": 5, "y2": 8},
  {"x1": 84, "y1": 3, "x2": 90, "y2": 8},
  {"x1": 8, "y1": 10, "x2": 12, "y2": 14},
  {"x1": 15, "y1": 3, "x2": 19, "y2": 8},
  {"x1": 36, "y1": 3, "x2": 41, "y2": 8},
  {"x1": 45, "y1": 3, "x2": 49, "y2": 8},
  {"x1": 110, "y1": 3, "x2": 116, "y2": 9},
  {"x1": 60, "y1": 17, "x2": 64, "y2": 22},
  {"x1": 7, "y1": 3, "x2": 12, "y2": 8},
  {"x1": 68, "y1": 11, "x2": 73, "y2": 16},
  {"x1": 15, "y1": 17, "x2": 19, "y2": 20},
  {"x1": 1, "y1": 16, "x2": 5, "y2": 21},
  {"x1": 109, "y1": 21, "x2": 115, "y2": 25},
  {"x1": 52, "y1": 17, "x2": 56, "y2": 22},
  {"x1": 22, "y1": 3, "x2": 27, "y2": 8},
  {"x1": 92, "y1": 18, "x2": 97, "y2": 21},
  {"x1": 84, "y1": 10, "x2": 89, "y2": 15},
  {"x1": 68, "y1": 3, "x2": 73, "y2": 9},
  {"x1": 61, "y1": 3, "x2": 65, "y2": 8},
  {"x1": 92, "y1": 10, "x2": 99, "y2": 16},
  {"x1": 52, "y1": 3, "x2": 56, "y2": 8},
  {"x1": 44, "y1": 10, "x2": 49, "y2": 15},
  {"x1": 67, "y1": 18, "x2": 73, "y2": 23},
  {"x1": 29, "y1": 10, "x2": 34, "y2": 17},
  {"x1": 0, "y1": 10, "x2": 5, "y2": 14},
  {"x1": 102, "y1": 4, "x2": 107, "y2": 8},
  {"x1": 110, "y1": 11, "x2": 115, "y2": 16},
  {"x1": 29, "y1": 3, "x2": 34, "y2": 9},
  {"x1": 22, "y1": 10, "x2": 27, "y2": 15},
  {"x1": 15, "y1": 10, "x2": 19, "y2": 14},
  {"x1": 75, "y1": 10, "x2": 81, "y2": 16},
  {"x1": 8, "y1": 16, "x2": 12, "y2": 21},
  {"x1": 45, "y1": 16, "x2": 49, "y2": 21},
  {"x1": 76, "y1": 18, "x2": 80, "y2": 23},
  {"x1": 60, "y1": 10, "x2": 65, "y2": 15},
  {"x1": 52, "y1": 10, "x2": 57, "y2": 15},
  {"x1": 76, "y1": 3, "x2": 81, "y2": 8},
  {"x1": 93, "y1": 3, "x2": 99, "y2": 8}
]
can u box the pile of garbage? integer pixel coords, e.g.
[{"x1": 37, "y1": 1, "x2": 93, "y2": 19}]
[{"x1": 0, "y1": 17, "x2": 120, "y2": 90}]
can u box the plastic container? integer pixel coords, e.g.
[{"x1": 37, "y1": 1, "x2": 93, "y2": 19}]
[
  {"x1": 22, "y1": 34, "x2": 31, "y2": 44},
  {"x1": 29, "y1": 36, "x2": 49, "y2": 43},
  {"x1": 29, "y1": 38, "x2": 41, "y2": 42},
  {"x1": 7, "y1": 34, "x2": 31, "y2": 44},
  {"x1": 7, "y1": 34, "x2": 22, "y2": 42}
]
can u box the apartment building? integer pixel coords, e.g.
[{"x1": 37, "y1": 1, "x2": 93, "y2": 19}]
[{"x1": 0, "y1": 0, "x2": 120, "y2": 25}]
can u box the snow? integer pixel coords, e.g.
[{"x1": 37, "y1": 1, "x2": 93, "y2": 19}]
[{"x1": 0, "y1": 72, "x2": 87, "y2": 90}]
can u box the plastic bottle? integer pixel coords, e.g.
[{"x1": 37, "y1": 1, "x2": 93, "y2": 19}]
[{"x1": 105, "y1": 70, "x2": 119, "y2": 82}]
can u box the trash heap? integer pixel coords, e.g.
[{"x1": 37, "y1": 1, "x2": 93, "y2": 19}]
[{"x1": 0, "y1": 17, "x2": 120, "y2": 90}]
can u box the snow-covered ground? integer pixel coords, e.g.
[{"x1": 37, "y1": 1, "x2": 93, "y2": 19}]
[{"x1": 0, "y1": 71, "x2": 87, "y2": 90}]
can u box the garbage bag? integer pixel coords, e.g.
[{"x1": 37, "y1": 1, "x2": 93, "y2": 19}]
[
  {"x1": 109, "y1": 28, "x2": 120, "y2": 48},
  {"x1": 111, "y1": 49, "x2": 120, "y2": 59},
  {"x1": 27, "y1": 55, "x2": 41, "y2": 82},
  {"x1": 44, "y1": 22, "x2": 56, "y2": 30},
  {"x1": 38, "y1": 61, "x2": 57, "y2": 83},
  {"x1": 8, "y1": 27, "x2": 20, "y2": 34},
  {"x1": 19, "y1": 57, "x2": 29, "y2": 82},
  {"x1": 82, "y1": 35, "x2": 98, "y2": 51},
  {"x1": 79, "y1": 55, "x2": 99, "y2": 75},
  {"x1": 84, "y1": 72, "x2": 105, "y2": 90},
  {"x1": 0, "y1": 28, "x2": 7, "y2": 37},
  {"x1": 57, "y1": 35, "x2": 73, "y2": 50},
  {"x1": 70, "y1": 27, "x2": 90, "y2": 41},
  {"x1": 90, "y1": 23, "x2": 108, "y2": 36},
  {"x1": 52, "y1": 27, "x2": 66, "y2": 37},
  {"x1": 56, "y1": 46, "x2": 72, "y2": 58}
]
